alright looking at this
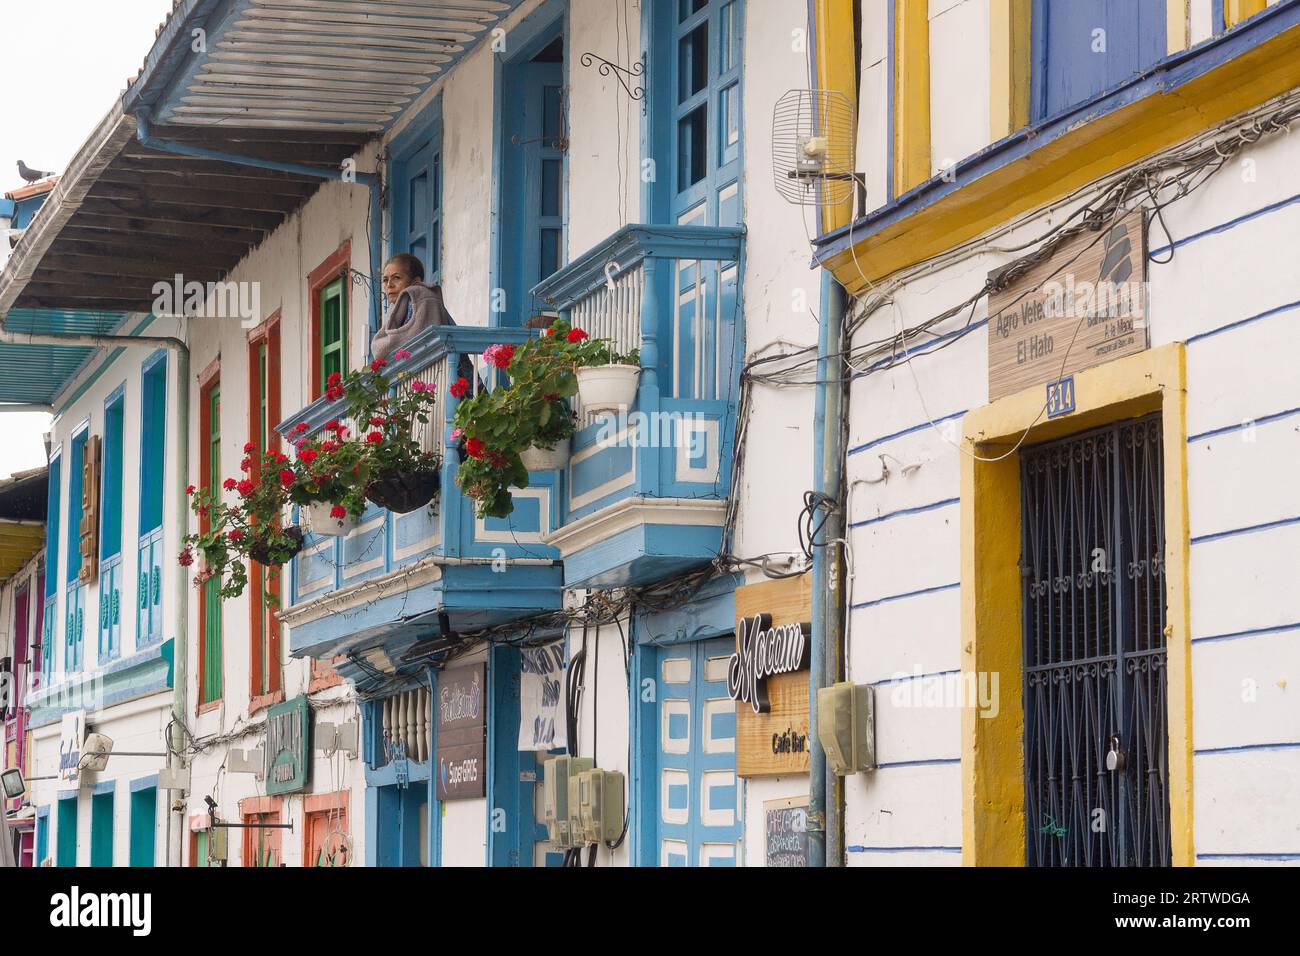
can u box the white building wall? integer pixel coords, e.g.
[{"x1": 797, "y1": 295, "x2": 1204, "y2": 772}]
[{"x1": 841, "y1": 108, "x2": 1300, "y2": 864}]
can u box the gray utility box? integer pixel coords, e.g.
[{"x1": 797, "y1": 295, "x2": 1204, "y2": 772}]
[{"x1": 816, "y1": 682, "x2": 876, "y2": 775}]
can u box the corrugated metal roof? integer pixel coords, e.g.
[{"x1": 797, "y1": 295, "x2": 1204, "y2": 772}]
[
  {"x1": 149, "y1": 0, "x2": 525, "y2": 132},
  {"x1": 0, "y1": 309, "x2": 130, "y2": 405}
]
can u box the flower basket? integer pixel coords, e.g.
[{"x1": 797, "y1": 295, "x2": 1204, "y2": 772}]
[
  {"x1": 520, "y1": 443, "x2": 570, "y2": 472},
  {"x1": 366, "y1": 467, "x2": 441, "y2": 515},
  {"x1": 247, "y1": 526, "x2": 305, "y2": 566},
  {"x1": 306, "y1": 501, "x2": 360, "y2": 537},
  {"x1": 576, "y1": 363, "x2": 640, "y2": 413}
]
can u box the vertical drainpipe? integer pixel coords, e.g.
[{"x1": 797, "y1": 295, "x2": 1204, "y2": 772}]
[
  {"x1": 810, "y1": 269, "x2": 848, "y2": 867},
  {"x1": 168, "y1": 344, "x2": 190, "y2": 866}
]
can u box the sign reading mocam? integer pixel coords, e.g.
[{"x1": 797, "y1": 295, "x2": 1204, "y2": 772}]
[
  {"x1": 987, "y1": 210, "x2": 1148, "y2": 402},
  {"x1": 437, "y1": 663, "x2": 486, "y2": 800},
  {"x1": 733, "y1": 576, "x2": 813, "y2": 778},
  {"x1": 728, "y1": 615, "x2": 810, "y2": 714}
]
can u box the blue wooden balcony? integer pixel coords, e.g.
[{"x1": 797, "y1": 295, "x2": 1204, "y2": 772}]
[
  {"x1": 274, "y1": 326, "x2": 564, "y2": 671},
  {"x1": 531, "y1": 224, "x2": 744, "y2": 588}
]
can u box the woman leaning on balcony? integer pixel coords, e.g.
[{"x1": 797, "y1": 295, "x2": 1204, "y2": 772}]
[{"x1": 371, "y1": 253, "x2": 458, "y2": 360}]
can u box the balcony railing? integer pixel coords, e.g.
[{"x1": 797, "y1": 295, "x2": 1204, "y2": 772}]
[
  {"x1": 531, "y1": 223, "x2": 746, "y2": 586},
  {"x1": 274, "y1": 325, "x2": 565, "y2": 660}
]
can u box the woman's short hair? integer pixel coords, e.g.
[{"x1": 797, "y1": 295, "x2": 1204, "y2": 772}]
[{"x1": 386, "y1": 253, "x2": 425, "y2": 282}]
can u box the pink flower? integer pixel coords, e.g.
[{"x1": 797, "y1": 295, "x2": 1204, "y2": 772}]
[
  {"x1": 451, "y1": 428, "x2": 463, "y2": 441},
  {"x1": 394, "y1": 350, "x2": 412, "y2": 362},
  {"x1": 411, "y1": 380, "x2": 428, "y2": 393},
  {"x1": 483, "y1": 344, "x2": 514, "y2": 370}
]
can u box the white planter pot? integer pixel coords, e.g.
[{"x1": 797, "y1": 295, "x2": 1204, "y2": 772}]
[
  {"x1": 520, "y1": 443, "x2": 570, "y2": 472},
  {"x1": 306, "y1": 501, "x2": 359, "y2": 537},
  {"x1": 576, "y1": 363, "x2": 640, "y2": 414}
]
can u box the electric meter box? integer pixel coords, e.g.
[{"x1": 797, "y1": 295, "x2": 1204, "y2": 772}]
[
  {"x1": 543, "y1": 756, "x2": 592, "y2": 848},
  {"x1": 817, "y1": 682, "x2": 876, "y2": 775},
  {"x1": 569, "y1": 768, "x2": 625, "y2": 846}
]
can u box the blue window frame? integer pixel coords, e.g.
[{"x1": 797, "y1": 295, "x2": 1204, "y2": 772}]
[
  {"x1": 139, "y1": 353, "x2": 167, "y2": 537},
  {"x1": 101, "y1": 389, "x2": 124, "y2": 561},
  {"x1": 653, "y1": 0, "x2": 744, "y2": 227},
  {"x1": 44, "y1": 452, "x2": 61, "y2": 597},
  {"x1": 36, "y1": 806, "x2": 50, "y2": 865},
  {"x1": 499, "y1": 23, "x2": 567, "y2": 326},
  {"x1": 137, "y1": 354, "x2": 167, "y2": 648},
  {"x1": 1030, "y1": 0, "x2": 1167, "y2": 122},
  {"x1": 390, "y1": 102, "x2": 444, "y2": 289}
]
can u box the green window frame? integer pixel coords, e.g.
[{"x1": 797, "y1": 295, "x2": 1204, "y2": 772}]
[
  {"x1": 90, "y1": 789, "x2": 114, "y2": 867},
  {"x1": 56, "y1": 795, "x2": 78, "y2": 867},
  {"x1": 319, "y1": 278, "x2": 348, "y2": 388},
  {"x1": 129, "y1": 786, "x2": 157, "y2": 867},
  {"x1": 201, "y1": 384, "x2": 223, "y2": 704}
]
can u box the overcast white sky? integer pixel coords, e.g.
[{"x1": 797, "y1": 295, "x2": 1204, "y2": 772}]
[{"x1": 0, "y1": 0, "x2": 176, "y2": 481}]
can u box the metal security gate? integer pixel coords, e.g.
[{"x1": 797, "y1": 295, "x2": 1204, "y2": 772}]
[{"x1": 1020, "y1": 414, "x2": 1170, "y2": 866}]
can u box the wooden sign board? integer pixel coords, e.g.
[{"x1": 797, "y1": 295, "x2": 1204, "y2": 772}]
[
  {"x1": 735, "y1": 575, "x2": 813, "y2": 778},
  {"x1": 78, "y1": 435, "x2": 101, "y2": 586},
  {"x1": 436, "y1": 663, "x2": 486, "y2": 800},
  {"x1": 987, "y1": 211, "x2": 1148, "y2": 402},
  {"x1": 764, "y1": 796, "x2": 810, "y2": 867}
]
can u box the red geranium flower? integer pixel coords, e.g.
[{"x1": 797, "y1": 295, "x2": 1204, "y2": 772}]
[
  {"x1": 279, "y1": 470, "x2": 295, "y2": 489},
  {"x1": 369, "y1": 416, "x2": 386, "y2": 427},
  {"x1": 228, "y1": 529, "x2": 244, "y2": 544},
  {"x1": 320, "y1": 441, "x2": 338, "y2": 453},
  {"x1": 326, "y1": 386, "x2": 345, "y2": 402},
  {"x1": 222, "y1": 478, "x2": 238, "y2": 491},
  {"x1": 178, "y1": 547, "x2": 194, "y2": 567},
  {"x1": 544, "y1": 392, "x2": 560, "y2": 402},
  {"x1": 330, "y1": 505, "x2": 347, "y2": 520},
  {"x1": 240, "y1": 457, "x2": 252, "y2": 472},
  {"x1": 294, "y1": 422, "x2": 310, "y2": 434},
  {"x1": 370, "y1": 359, "x2": 387, "y2": 372},
  {"x1": 366, "y1": 431, "x2": 384, "y2": 444},
  {"x1": 185, "y1": 484, "x2": 196, "y2": 496},
  {"x1": 299, "y1": 449, "x2": 319, "y2": 465},
  {"x1": 465, "y1": 438, "x2": 486, "y2": 460},
  {"x1": 324, "y1": 419, "x2": 339, "y2": 432},
  {"x1": 567, "y1": 328, "x2": 589, "y2": 343},
  {"x1": 243, "y1": 441, "x2": 257, "y2": 454},
  {"x1": 328, "y1": 372, "x2": 342, "y2": 387},
  {"x1": 275, "y1": 453, "x2": 288, "y2": 464},
  {"x1": 450, "y1": 377, "x2": 469, "y2": 399},
  {"x1": 237, "y1": 479, "x2": 255, "y2": 497}
]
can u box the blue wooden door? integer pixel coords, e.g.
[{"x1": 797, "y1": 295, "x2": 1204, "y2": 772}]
[
  {"x1": 656, "y1": 636, "x2": 741, "y2": 866},
  {"x1": 1031, "y1": 0, "x2": 1167, "y2": 121}
]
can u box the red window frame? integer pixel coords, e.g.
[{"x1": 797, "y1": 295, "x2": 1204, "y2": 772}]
[{"x1": 247, "y1": 312, "x2": 284, "y2": 715}]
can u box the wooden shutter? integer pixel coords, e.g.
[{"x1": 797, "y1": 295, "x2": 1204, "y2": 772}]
[{"x1": 78, "y1": 435, "x2": 101, "y2": 585}]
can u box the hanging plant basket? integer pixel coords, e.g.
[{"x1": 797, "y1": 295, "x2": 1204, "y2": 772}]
[
  {"x1": 247, "y1": 526, "x2": 305, "y2": 567},
  {"x1": 306, "y1": 501, "x2": 360, "y2": 537},
  {"x1": 576, "y1": 363, "x2": 640, "y2": 413},
  {"x1": 366, "y1": 467, "x2": 441, "y2": 515},
  {"x1": 520, "y1": 443, "x2": 570, "y2": 472}
]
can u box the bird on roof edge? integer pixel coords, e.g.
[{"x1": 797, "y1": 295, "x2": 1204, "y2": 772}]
[{"x1": 16, "y1": 160, "x2": 56, "y2": 184}]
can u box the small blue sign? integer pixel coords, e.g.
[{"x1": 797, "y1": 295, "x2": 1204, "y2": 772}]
[{"x1": 1047, "y1": 376, "x2": 1076, "y2": 419}]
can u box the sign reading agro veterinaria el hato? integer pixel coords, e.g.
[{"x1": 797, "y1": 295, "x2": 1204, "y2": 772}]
[
  {"x1": 437, "y1": 663, "x2": 486, "y2": 800},
  {"x1": 987, "y1": 210, "x2": 1148, "y2": 402}
]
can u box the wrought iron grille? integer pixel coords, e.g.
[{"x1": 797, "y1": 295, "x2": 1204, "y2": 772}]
[{"x1": 1020, "y1": 414, "x2": 1170, "y2": 866}]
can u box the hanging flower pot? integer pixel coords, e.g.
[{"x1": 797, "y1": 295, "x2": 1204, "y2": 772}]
[
  {"x1": 520, "y1": 442, "x2": 570, "y2": 472},
  {"x1": 576, "y1": 363, "x2": 640, "y2": 413},
  {"x1": 306, "y1": 501, "x2": 359, "y2": 537},
  {"x1": 366, "y1": 467, "x2": 441, "y2": 515},
  {"x1": 247, "y1": 526, "x2": 305, "y2": 566}
]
